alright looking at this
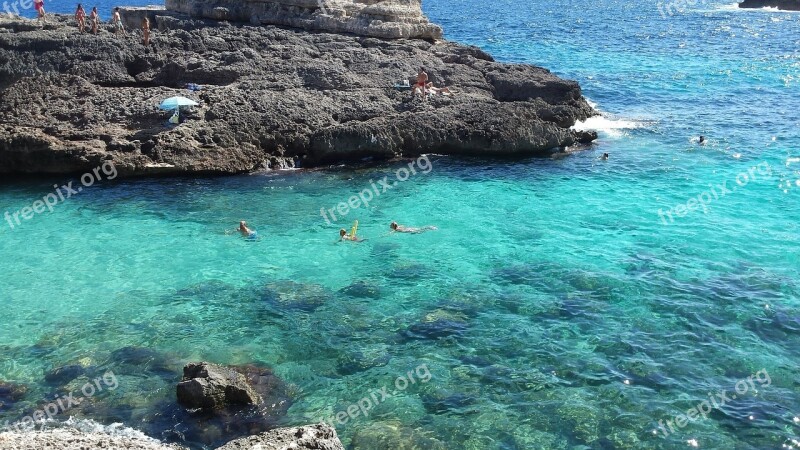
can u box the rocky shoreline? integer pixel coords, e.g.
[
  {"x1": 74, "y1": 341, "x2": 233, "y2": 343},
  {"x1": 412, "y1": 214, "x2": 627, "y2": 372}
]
[
  {"x1": 0, "y1": 3, "x2": 596, "y2": 178},
  {"x1": 1, "y1": 361, "x2": 345, "y2": 449},
  {"x1": 738, "y1": 0, "x2": 800, "y2": 10}
]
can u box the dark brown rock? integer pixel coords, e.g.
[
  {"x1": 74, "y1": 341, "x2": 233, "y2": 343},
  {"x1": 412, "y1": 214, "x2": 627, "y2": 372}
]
[{"x1": 177, "y1": 362, "x2": 261, "y2": 409}]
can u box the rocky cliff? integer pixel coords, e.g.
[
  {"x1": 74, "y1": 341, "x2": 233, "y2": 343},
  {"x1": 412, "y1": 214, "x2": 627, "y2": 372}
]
[
  {"x1": 0, "y1": 11, "x2": 596, "y2": 177},
  {"x1": 738, "y1": 0, "x2": 800, "y2": 10},
  {"x1": 165, "y1": 0, "x2": 444, "y2": 40}
]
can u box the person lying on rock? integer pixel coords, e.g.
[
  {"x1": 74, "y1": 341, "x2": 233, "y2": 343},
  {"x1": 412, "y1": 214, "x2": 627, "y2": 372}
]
[
  {"x1": 390, "y1": 222, "x2": 438, "y2": 234},
  {"x1": 89, "y1": 7, "x2": 99, "y2": 34},
  {"x1": 75, "y1": 4, "x2": 86, "y2": 33},
  {"x1": 425, "y1": 82, "x2": 452, "y2": 95}
]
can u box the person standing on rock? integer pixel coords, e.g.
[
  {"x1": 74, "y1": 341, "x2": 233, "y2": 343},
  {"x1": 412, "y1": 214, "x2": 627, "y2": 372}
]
[
  {"x1": 34, "y1": 0, "x2": 46, "y2": 23},
  {"x1": 415, "y1": 67, "x2": 429, "y2": 96},
  {"x1": 142, "y1": 17, "x2": 150, "y2": 46},
  {"x1": 89, "y1": 7, "x2": 99, "y2": 34},
  {"x1": 75, "y1": 4, "x2": 86, "y2": 33},
  {"x1": 112, "y1": 7, "x2": 126, "y2": 35}
]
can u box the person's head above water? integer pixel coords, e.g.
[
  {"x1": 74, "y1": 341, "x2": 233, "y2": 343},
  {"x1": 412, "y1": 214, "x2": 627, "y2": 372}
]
[
  {"x1": 699, "y1": 135, "x2": 705, "y2": 143},
  {"x1": 340, "y1": 229, "x2": 347, "y2": 237},
  {"x1": 239, "y1": 220, "x2": 248, "y2": 229},
  {"x1": 390, "y1": 222, "x2": 398, "y2": 230}
]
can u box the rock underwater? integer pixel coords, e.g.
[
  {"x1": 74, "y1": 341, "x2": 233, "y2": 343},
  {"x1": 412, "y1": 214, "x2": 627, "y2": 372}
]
[{"x1": 0, "y1": 1, "x2": 596, "y2": 177}]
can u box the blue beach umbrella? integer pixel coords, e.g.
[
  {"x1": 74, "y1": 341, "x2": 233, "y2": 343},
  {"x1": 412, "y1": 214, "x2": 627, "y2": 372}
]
[{"x1": 159, "y1": 96, "x2": 198, "y2": 110}]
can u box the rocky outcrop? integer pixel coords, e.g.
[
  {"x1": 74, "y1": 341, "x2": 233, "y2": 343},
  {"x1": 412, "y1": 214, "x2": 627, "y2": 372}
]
[
  {"x1": 739, "y1": 0, "x2": 800, "y2": 10},
  {"x1": 0, "y1": 423, "x2": 344, "y2": 450},
  {"x1": 0, "y1": 13, "x2": 596, "y2": 177},
  {"x1": 0, "y1": 427, "x2": 186, "y2": 450},
  {"x1": 177, "y1": 362, "x2": 262, "y2": 408},
  {"x1": 216, "y1": 423, "x2": 344, "y2": 450},
  {"x1": 165, "y1": 0, "x2": 443, "y2": 40}
]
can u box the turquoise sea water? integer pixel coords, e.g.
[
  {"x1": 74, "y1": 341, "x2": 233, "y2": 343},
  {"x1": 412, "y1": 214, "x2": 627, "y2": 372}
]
[{"x1": 2, "y1": 0, "x2": 800, "y2": 449}]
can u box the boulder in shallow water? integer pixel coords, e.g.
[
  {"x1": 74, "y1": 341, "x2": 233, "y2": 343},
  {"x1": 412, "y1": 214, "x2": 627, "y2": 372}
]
[
  {"x1": 263, "y1": 281, "x2": 332, "y2": 312},
  {"x1": 402, "y1": 308, "x2": 469, "y2": 340},
  {"x1": 177, "y1": 362, "x2": 261, "y2": 409},
  {"x1": 215, "y1": 423, "x2": 344, "y2": 450},
  {"x1": 44, "y1": 364, "x2": 87, "y2": 385},
  {"x1": 339, "y1": 281, "x2": 382, "y2": 299},
  {"x1": 0, "y1": 380, "x2": 27, "y2": 410}
]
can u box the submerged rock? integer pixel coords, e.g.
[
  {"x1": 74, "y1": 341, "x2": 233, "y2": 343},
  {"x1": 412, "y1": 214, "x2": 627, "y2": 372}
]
[
  {"x1": 44, "y1": 364, "x2": 88, "y2": 385},
  {"x1": 402, "y1": 308, "x2": 469, "y2": 340},
  {"x1": 215, "y1": 423, "x2": 344, "y2": 450},
  {"x1": 177, "y1": 362, "x2": 261, "y2": 409},
  {"x1": 108, "y1": 346, "x2": 180, "y2": 378},
  {"x1": 339, "y1": 281, "x2": 382, "y2": 299},
  {"x1": 263, "y1": 280, "x2": 332, "y2": 312},
  {"x1": 336, "y1": 346, "x2": 391, "y2": 375},
  {"x1": 349, "y1": 420, "x2": 447, "y2": 450},
  {"x1": 0, "y1": 380, "x2": 27, "y2": 411}
]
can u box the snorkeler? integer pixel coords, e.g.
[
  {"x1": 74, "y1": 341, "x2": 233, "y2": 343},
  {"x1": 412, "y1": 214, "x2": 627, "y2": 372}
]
[
  {"x1": 340, "y1": 220, "x2": 364, "y2": 242},
  {"x1": 390, "y1": 221, "x2": 438, "y2": 234},
  {"x1": 239, "y1": 220, "x2": 257, "y2": 238}
]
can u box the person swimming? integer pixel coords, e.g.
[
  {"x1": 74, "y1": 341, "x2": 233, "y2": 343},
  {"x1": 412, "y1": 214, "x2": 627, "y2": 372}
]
[
  {"x1": 390, "y1": 221, "x2": 438, "y2": 234},
  {"x1": 600, "y1": 153, "x2": 609, "y2": 160},
  {"x1": 698, "y1": 136, "x2": 706, "y2": 145},
  {"x1": 239, "y1": 220, "x2": 257, "y2": 238},
  {"x1": 340, "y1": 220, "x2": 364, "y2": 242}
]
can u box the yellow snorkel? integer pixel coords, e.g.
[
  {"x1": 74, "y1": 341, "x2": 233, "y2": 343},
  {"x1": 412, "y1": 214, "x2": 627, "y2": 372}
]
[{"x1": 349, "y1": 220, "x2": 359, "y2": 238}]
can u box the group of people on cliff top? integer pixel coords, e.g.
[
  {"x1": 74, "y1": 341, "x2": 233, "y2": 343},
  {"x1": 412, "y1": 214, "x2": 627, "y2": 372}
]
[
  {"x1": 31, "y1": 2, "x2": 150, "y2": 45},
  {"x1": 236, "y1": 220, "x2": 437, "y2": 242}
]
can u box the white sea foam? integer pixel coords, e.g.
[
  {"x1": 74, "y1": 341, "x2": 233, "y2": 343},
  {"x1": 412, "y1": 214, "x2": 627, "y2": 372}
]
[{"x1": 572, "y1": 115, "x2": 649, "y2": 138}]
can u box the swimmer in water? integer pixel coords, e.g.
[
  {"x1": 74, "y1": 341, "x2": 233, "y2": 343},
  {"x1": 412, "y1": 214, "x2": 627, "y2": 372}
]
[
  {"x1": 239, "y1": 220, "x2": 257, "y2": 238},
  {"x1": 339, "y1": 220, "x2": 365, "y2": 242},
  {"x1": 599, "y1": 153, "x2": 609, "y2": 160},
  {"x1": 698, "y1": 136, "x2": 705, "y2": 145},
  {"x1": 390, "y1": 221, "x2": 438, "y2": 234}
]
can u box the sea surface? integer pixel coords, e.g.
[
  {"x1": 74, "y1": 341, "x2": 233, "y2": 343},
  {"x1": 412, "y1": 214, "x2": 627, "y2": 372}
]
[{"x1": 1, "y1": 0, "x2": 799, "y2": 449}]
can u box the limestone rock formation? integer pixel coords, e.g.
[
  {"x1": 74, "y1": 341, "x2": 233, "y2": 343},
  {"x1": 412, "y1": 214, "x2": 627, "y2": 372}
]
[
  {"x1": 215, "y1": 423, "x2": 344, "y2": 450},
  {"x1": 164, "y1": 0, "x2": 443, "y2": 40},
  {"x1": 0, "y1": 12, "x2": 596, "y2": 177}
]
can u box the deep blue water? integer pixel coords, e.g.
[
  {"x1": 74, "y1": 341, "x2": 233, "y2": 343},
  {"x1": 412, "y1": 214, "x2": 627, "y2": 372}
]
[{"x1": 1, "y1": 0, "x2": 799, "y2": 449}]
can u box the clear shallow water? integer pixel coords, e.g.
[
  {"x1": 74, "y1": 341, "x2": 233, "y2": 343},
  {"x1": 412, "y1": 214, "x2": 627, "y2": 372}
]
[{"x1": 1, "y1": 0, "x2": 800, "y2": 449}]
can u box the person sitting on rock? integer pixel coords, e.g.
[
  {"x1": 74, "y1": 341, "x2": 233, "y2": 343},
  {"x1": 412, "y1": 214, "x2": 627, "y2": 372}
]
[
  {"x1": 34, "y1": 0, "x2": 46, "y2": 23},
  {"x1": 413, "y1": 67, "x2": 429, "y2": 95},
  {"x1": 75, "y1": 4, "x2": 86, "y2": 33},
  {"x1": 390, "y1": 221, "x2": 438, "y2": 234},
  {"x1": 112, "y1": 7, "x2": 126, "y2": 35},
  {"x1": 89, "y1": 7, "x2": 99, "y2": 34},
  {"x1": 142, "y1": 17, "x2": 150, "y2": 46}
]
